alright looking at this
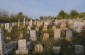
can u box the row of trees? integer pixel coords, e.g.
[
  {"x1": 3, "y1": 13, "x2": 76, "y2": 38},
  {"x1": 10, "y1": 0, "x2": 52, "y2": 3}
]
[
  {"x1": 40, "y1": 10, "x2": 85, "y2": 20},
  {"x1": 0, "y1": 10, "x2": 30, "y2": 23},
  {"x1": 0, "y1": 9, "x2": 85, "y2": 22},
  {"x1": 57, "y1": 10, "x2": 85, "y2": 19}
]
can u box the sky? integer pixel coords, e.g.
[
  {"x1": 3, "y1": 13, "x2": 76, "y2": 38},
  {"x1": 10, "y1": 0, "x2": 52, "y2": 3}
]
[{"x1": 0, "y1": 0, "x2": 85, "y2": 19}]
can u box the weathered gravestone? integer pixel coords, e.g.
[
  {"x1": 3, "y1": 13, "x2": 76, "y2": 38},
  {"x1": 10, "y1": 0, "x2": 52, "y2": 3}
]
[
  {"x1": 52, "y1": 26, "x2": 56, "y2": 30},
  {"x1": 5, "y1": 23, "x2": 10, "y2": 30},
  {"x1": 27, "y1": 25, "x2": 31, "y2": 30},
  {"x1": 5, "y1": 23, "x2": 12, "y2": 32},
  {"x1": 23, "y1": 18, "x2": 26, "y2": 26},
  {"x1": 43, "y1": 25, "x2": 48, "y2": 31},
  {"x1": 11, "y1": 22, "x2": 15, "y2": 27},
  {"x1": 54, "y1": 29, "x2": 61, "y2": 39},
  {"x1": 53, "y1": 46, "x2": 61, "y2": 54},
  {"x1": 16, "y1": 39, "x2": 28, "y2": 54},
  {"x1": 44, "y1": 21, "x2": 49, "y2": 26},
  {"x1": 54, "y1": 20, "x2": 59, "y2": 26},
  {"x1": 43, "y1": 21, "x2": 49, "y2": 31},
  {"x1": 43, "y1": 33, "x2": 49, "y2": 41},
  {"x1": 29, "y1": 20, "x2": 33, "y2": 27},
  {"x1": 73, "y1": 21, "x2": 83, "y2": 32},
  {"x1": 36, "y1": 21, "x2": 42, "y2": 27},
  {"x1": 35, "y1": 44, "x2": 43, "y2": 53},
  {"x1": 60, "y1": 19, "x2": 66, "y2": 29},
  {"x1": 75, "y1": 45, "x2": 84, "y2": 55},
  {"x1": 30, "y1": 30, "x2": 37, "y2": 41},
  {"x1": 35, "y1": 26, "x2": 39, "y2": 31},
  {"x1": 65, "y1": 30, "x2": 72, "y2": 41}
]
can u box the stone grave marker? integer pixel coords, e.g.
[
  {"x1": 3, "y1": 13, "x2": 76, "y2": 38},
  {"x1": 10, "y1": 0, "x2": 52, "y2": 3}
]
[
  {"x1": 75, "y1": 45, "x2": 84, "y2": 55},
  {"x1": 23, "y1": 18, "x2": 26, "y2": 26},
  {"x1": 43, "y1": 33, "x2": 49, "y2": 41},
  {"x1": 30, "y1": 30, "x2": 37, "y2": 41},
  {"x1": 35, "y1": 44, "x2": 43, "y2": 53},
  {"x1": 29, "y1": 20, "x2": 33, "y2": 27},
  {"x1": 66, "y1": 30, "x2": 72, "y2": 37},
  {"x1": 54, "y1": 29, "x2": 61, "y2": 39},
  {"x1": 16, "y1": 39, "x2": 28, "y2": 54},
  {"x1": 5, "y1": 23, "x2": 10, "y2": 30},
  {"x1": 53, "y1": 46, "x2": 61, "y2": 54}
]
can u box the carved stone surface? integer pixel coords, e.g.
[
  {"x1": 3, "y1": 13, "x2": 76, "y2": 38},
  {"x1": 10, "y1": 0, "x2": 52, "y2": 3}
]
[
  {"x1": 54, "y1": 29, "x2": 61, "y2": 39},
  {"x1": 30, "y1": 30, "x2": 37, "y2": 41},
  {"x1": 16, "y1": 39, "x2": 28, "y2": 54}
]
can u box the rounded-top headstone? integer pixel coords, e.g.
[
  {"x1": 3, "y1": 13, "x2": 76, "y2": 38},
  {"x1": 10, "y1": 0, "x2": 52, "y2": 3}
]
[{"x1": 35, "y1": 44, "x2": 43, "y2": 53}]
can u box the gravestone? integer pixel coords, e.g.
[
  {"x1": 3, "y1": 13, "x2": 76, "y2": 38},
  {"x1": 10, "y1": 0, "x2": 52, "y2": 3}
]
[
  {"x1": 35, "y1": 44, "x2": 43, "y2": 53},
  {"x1": 30, "y1": 30, "x2": 37, "y2": 41},
  {"x1": 5, "y1": 23, "x2": 12, "y2": 32},
  {"x1": 5, "y1": 23, "x2": 10, "y2": 30},
  {"x1": 16, "y1": 39, "x2": 28, "y2": 54},
  {"x1": 35, "y1": 26, "x2": 39, "y2": 31},
  {"x1": 65, "y1": 30, "x2": 72, "y2": 41},
  {"x1": 43, "y1": 25, "x2": 48, "y2": 31},
  {"x1": 36, "y1": 21, "x2": 41, "y2": 27},
  {"x1": 18, "y1": 19, "x2": 20, "y2": 27},
  {"x1": 43, "y1": 33, "x2": 49, "y2": 41},
  {"x1": 75, "y1": 45, "x2": 84, "y2": 55},
  {"x1": 27, "y1": 25, "x2": 31, "y2": 30},
  {"x1": 76, "y1": 22, "x2": 83, "y2": 33},
  {"x1": 54, "y1": 29, "x2": 61, "y2": 39},
  {"x1": 11, "y1": 23, "x2": 15, "y2": 27},
  {"x1": 43, "y1": 21, "x2": 49, "y2": 31},
  {"x1": 73, "y1": 21, "x2": 83, "y2": 32},
  {"x1": 0, "y1": 28, "x2": 6, "y2": 55},
  {"x1": 53, "y1": 46, "x2": 61, "y2": 54},
  {"x1": 60, "y1": 19, "x2": 66, "y2": 29},
  {"x1": 54, "y1": 21, "x2": 58, "y2": 26},
  {"x1": 52, "y1": 26, "x2": 56, "y2": 30},
  {"x1": 23, "y1": 18, "x2": 26, "y2": 26},
  {"x1": 8, "y1": 27, "x2": 12, "y2": 33},
  {"x1": 44, "y1": 21, "x2": 49, "y2": 26},
  {"x1": 29, "y1": 20, "x2": 33, "y2": 27}
]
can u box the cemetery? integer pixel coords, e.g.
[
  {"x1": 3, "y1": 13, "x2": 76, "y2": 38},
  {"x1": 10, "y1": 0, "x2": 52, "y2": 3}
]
[
  {"x1": 0, "y1": 10, "x2": 85, "y2": 55},
  {"x1": 0, "y1": 17, "x2": 85, "y2": 55}
]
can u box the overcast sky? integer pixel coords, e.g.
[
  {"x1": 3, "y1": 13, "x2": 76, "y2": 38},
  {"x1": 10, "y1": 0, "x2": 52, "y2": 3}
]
[{"x1": 0, "y1": 0, "x2": 85, "y2": 19}]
